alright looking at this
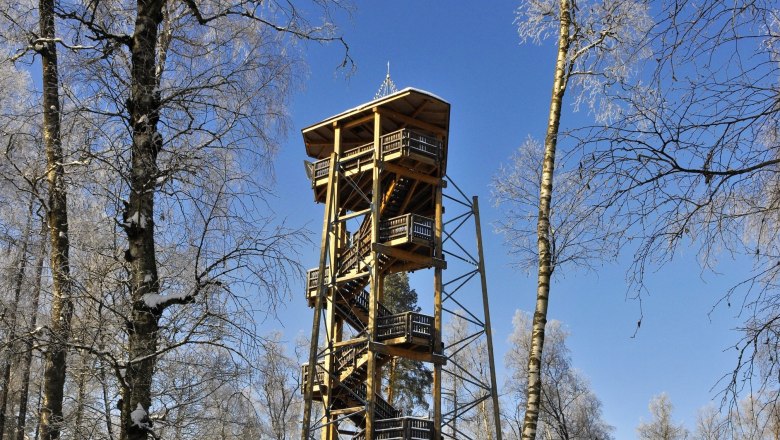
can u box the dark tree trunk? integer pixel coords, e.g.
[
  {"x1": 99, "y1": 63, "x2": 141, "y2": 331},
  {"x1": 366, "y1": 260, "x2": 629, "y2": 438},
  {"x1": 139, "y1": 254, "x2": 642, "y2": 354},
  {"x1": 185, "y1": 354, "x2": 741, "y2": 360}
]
[
  {"x1": 0, "y1": 198, "x2": 34, "y2": 440},
  {"x1": 120, "y1": 1, "x2": 165, "y2": 439},
  {"x1": 38, "y1": 0, "x2": 74, "y2": 436},
  {"x1": 15, "y1": 222, "x2": 47, "y2": 440}
]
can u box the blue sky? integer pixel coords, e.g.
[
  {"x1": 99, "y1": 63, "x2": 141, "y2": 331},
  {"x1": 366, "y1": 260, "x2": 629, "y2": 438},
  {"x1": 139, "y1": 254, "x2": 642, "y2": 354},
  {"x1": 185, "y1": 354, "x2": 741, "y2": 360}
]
[{"x1": 267, "y1": 1, "x2": 749, "y2": 437}]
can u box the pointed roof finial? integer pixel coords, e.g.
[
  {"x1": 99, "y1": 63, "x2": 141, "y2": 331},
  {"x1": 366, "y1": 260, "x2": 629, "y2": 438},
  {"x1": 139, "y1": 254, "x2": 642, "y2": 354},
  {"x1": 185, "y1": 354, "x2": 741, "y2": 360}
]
[{"x1": 374, "y1": 61, "x2": 398, "y2": 100}]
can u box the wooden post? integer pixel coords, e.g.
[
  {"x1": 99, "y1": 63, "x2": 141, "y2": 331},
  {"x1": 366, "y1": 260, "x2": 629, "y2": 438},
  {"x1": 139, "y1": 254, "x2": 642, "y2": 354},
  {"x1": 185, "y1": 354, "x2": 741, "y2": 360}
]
[
  {"x1": 365, "y1": 109, "x2": 382, "y2": 439},
  {"x1": 320, "y1": 125, "x2": 343, "y2": 440},
  {"x1": 433, "y1": 183, "x2": 443, "y2": 439},
  {"x1": 301, "y1": 152, "x2": 338, "y2": 440},
  {"x1": 473, "y1": 196, "x2": 503, "y2": 440}
]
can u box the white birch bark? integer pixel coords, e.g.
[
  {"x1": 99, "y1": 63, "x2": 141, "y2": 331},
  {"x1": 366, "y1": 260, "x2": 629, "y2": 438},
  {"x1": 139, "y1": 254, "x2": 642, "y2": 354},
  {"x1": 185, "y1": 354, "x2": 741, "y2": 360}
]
[{"x1": 521, "y1": 0, "x2": 570, "y2": 437}]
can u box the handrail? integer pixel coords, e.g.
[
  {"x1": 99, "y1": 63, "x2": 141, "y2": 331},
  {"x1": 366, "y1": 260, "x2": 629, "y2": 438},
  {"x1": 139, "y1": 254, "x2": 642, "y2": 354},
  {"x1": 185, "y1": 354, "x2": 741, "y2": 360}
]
[
  {"x1": 310, "y1": 128, "x2": 443, "y2": 182},
  {"x1": 377, "y1": 311, "x2": 434, "y2": 342}
]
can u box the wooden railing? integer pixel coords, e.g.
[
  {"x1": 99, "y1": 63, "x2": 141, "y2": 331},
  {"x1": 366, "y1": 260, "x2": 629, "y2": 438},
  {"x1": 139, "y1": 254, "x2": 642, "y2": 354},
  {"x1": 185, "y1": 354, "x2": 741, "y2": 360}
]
[
  {"x1": 377, "y1": 312, "x2": 434, "y2": 343},
  {"x1": 306, "y1": 214, "x2": 434, "y2": 294},
  {"x1": 310, "y1": 128, "x2": 443, "y2": 184},
  {"x1": 379, "y1": 214, "x2": 434, "y2": 244},
  {"x1": 381, "y1": 129, "x2": 442, "y2": 161},
  {"x1": 300, "y1": 362, "x2": 326, "y2": 394},
  {"x1": 354, "y1": 417, "x2": 435, "y2": 440}
]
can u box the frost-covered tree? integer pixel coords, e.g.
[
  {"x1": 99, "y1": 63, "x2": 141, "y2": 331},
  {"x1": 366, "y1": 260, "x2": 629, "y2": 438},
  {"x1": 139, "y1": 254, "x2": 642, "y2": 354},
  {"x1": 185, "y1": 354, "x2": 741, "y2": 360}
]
[
  {"x1": 2, "y1": 0, "x2": 350, "y2": 439},
  {"x1": 28, "y1": 1, "x2": 351, "y2": 438},
  {"x1": 504, "y1": 310, "x2": 613, "y2": 440},
  {"x1": 256, "y1": 332, "x2": 302, "y2": 440},
  {"x1": 575, "y1": 0, "x2": 780, "y2": 416},
  {"x1": 693, "y1": 405, "x2": 726, "y2": 440},
  {"x1": 509, "y1": 0, "x2": 651, "y2": 437},
  {"x1": 636, "y1": 393, "x2": 689, "y2": 440}
]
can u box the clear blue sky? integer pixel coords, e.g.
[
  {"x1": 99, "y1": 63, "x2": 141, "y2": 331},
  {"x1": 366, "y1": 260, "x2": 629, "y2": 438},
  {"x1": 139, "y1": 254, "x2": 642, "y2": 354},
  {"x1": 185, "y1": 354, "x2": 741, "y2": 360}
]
[{"x1": 266, "y1": 2, "x2": 748, "y2": 438}]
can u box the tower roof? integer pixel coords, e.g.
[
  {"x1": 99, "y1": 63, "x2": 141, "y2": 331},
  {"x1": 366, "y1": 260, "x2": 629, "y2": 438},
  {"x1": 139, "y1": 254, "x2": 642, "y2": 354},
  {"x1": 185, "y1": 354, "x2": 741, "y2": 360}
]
[{"x1": 301, "y1": 87, "x2": 450, "y2": 159}]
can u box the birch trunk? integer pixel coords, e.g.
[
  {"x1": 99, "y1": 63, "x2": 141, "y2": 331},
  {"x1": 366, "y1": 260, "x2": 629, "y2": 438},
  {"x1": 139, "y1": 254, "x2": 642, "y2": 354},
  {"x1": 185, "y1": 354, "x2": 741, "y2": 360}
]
[
  {"x1": 120, "y1": 1, "x2": 165, "y2": 438},
  {"x1": 0, "y1": 198, "x2": 34, "y2": 440},
  {"x1": 38, "y1": 0, "x2": 75, "y2": 435},
  {"x1": 15, "y1": 222, "x2": 47, "y2": 440},
  {"x1": 521, "y1": 0, "x2": 571, "y2": 438}
]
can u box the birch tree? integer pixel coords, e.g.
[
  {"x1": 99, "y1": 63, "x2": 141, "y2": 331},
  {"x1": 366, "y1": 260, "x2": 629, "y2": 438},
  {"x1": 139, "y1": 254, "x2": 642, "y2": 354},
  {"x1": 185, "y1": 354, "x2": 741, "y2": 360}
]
[
  {"x1": 504, "y1": 310, "x2": 613, "y2": 440},
  {"x1": 510, "y1": 0, "x2": 650, "y2": 437}
]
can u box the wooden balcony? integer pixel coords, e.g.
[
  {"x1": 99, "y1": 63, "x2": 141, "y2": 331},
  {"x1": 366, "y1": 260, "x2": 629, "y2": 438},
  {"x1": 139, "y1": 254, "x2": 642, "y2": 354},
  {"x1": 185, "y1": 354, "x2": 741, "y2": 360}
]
[
  {"x1": 354, "y1": 417, "x2": 435, "y2": 440},
  {"x1": 377, "y1": 312, "x2": 434, "y2": 348},
  {"x1": 379, "y1": 214, "x2": 434, "y2": 247},
  {"x1": 310, "y1": 129, "x2": 443, "y2": 209},
  {"x1": 300, "y1": 362, "x2": 327, "y2": 399}
]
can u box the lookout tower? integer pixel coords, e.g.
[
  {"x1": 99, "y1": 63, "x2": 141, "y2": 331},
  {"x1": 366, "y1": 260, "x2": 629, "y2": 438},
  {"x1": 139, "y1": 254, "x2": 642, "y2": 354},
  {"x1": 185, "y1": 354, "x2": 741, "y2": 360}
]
[{"x1": 300, "y1": 88, "x2": 501, "y2": 440}]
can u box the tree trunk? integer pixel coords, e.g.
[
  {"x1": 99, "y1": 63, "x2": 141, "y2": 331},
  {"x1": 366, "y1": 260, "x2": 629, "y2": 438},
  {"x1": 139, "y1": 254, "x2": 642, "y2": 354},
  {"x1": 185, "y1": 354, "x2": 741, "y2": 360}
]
[
  {"x1": 120, "y1": 1, "x2": 165, "y2": 439},
  {"x1": 386, "y1": 358, "x2": 397, "y2": 406},
  {"x1": 521, "y1": 0, "x2": 571, "y2": 438},
  {"x1": 38, "y1": 0, "x2": 75, "y2": 435},
  {"x1": 0, "y1": 198, "x2": 33, "y2": 440},
  {"x1": 15, "y1": 222, "x2": 47, "y2": 440},
  {"x1": 73, "y1": 352, "x2": 88, "y2": 440}
]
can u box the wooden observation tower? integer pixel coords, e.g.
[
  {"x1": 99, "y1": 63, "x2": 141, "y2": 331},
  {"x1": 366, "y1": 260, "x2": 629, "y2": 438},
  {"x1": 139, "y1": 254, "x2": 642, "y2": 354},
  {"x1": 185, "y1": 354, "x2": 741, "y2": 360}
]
[{"x1": 300, "y1": 88, "x2": 501, "y2": 440}]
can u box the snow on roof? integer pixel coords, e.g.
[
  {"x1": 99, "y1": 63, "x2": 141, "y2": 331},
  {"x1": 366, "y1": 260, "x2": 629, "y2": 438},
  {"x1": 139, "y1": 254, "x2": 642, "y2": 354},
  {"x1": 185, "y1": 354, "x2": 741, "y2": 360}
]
[{"x1": 303, "y1": 87, "x2": 449, "y2": 132}]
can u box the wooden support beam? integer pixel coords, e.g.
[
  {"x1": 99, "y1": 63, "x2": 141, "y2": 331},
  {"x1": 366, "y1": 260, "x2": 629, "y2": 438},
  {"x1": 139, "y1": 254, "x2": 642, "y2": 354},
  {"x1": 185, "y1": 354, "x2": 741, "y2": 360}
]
[
  {"x1": 364, "y1": 110, "x2": 383, "y2": 440},
  {"x1": 334, "y1": 269, "x2": 369, "y2": 286},
  {"x1": 372, "y1": 243, "x2": 446, "y2": 269},
  {"x1": 330, "y1": 406, "x2": 365, "y2": 417},
  {"x1": 473, "y1": 196, "x2": 503, "y2": 440},
  {"x1": 370, "y1": 342, "x2": 447, "y2": 365},
  {"x1": 343, "y1": 114, "x2": 376, "y2": 130},
  {"x1": 433, "y1": 183, "x2": 444, "y2": 440},
  {"x1": 301, "y1": 152, "x2": 338, "y2": 440},
  {"x1": 381, "y1": 162, "x2": 441, "y2": 186},
  {"x1": 376, "y1": 107, "x2": 447, "y2": 137}
]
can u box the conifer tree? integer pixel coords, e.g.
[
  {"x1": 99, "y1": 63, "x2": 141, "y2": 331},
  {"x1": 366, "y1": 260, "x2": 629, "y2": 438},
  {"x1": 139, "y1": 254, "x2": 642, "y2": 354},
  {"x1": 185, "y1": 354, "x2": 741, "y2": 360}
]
[{"x1": 383, "y1": 272, "x2": 432, "y2": 415}]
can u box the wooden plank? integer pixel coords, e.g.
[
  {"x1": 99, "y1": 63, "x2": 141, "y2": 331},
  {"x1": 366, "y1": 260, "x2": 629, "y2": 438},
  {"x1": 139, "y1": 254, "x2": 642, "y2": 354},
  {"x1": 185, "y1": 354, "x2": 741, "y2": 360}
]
[
  {"x1": 376, "y1": 107, "x2": 447, "y2": 137},
  {"x1": 381, "y1": 162, "x2": 441, "y2": 186},
  {"x1": 343, "y1": 113, "x2": 376, "y2": 129},
  {"x1": 335, "y1": 269, "x2": 369, "y2": 285},
  {"x1": 301, "y1": 151, "x2": 338, "y2": 440},
  {"x1": 372, "y1": 243, "x2": 446, "y2": 269},
  {"x1": 330, "y1": 406, "x2": 365, "y2": 417},
  {"x1": 364, "y1": 111, "x2": 383, "y2": 440},
  {"x1": 473, "y1": 196, "x2": 504, "y2": 440},
  {"x1": 432, "y1": 183, "x2": 443, "y2": 439},
  {"x1": 370, "y1": 342, "x2": 446, "y2": 365}
]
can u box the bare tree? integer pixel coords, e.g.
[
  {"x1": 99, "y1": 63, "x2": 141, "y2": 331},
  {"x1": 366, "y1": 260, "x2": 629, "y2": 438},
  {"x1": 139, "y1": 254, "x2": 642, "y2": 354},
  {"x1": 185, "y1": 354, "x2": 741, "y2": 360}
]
[
  {"x1": 693, "y1": 405, "x2": 726, "y2": 440},
  {"x1": 256, "y1": 332, "x2": 302, "y2": 440},
  {"x1": 572, "y1": 0, "x2": 780, "y2": 417},
  {"x1": 508, "y1": 0, "x2": 651, "y2": 436},
  {"x1": 504, "y1": 310, "x2": 613, "y2": 440},
  {"x1": 32, "y1": 1, "x2": 353, "y2": 439},
  {"x1": 636, "y1": 393, "x2": 689, "y2": 440}
]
